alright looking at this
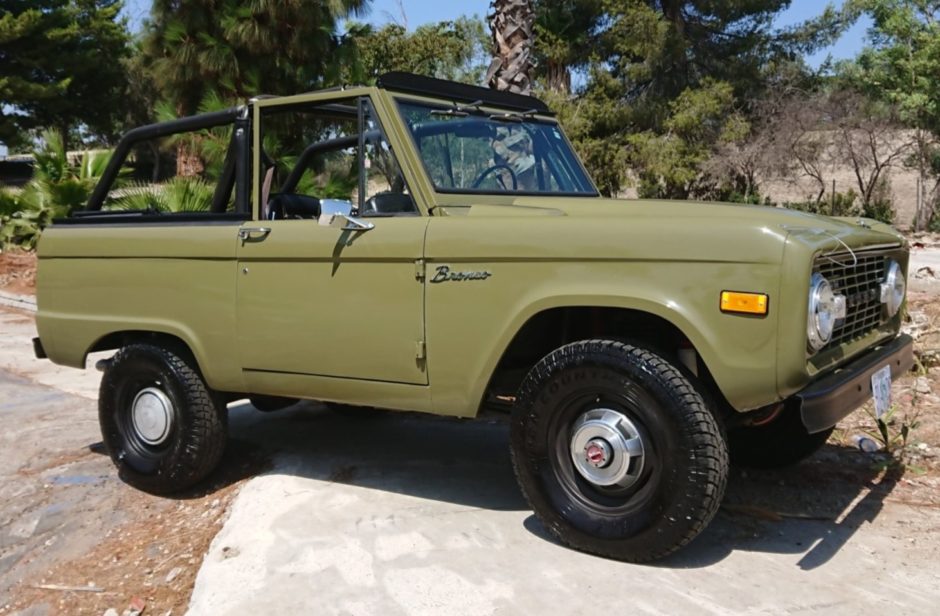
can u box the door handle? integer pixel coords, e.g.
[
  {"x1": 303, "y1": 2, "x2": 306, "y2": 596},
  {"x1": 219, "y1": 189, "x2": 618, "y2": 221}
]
[{"x1": 238, "y1": 227, "x2": 271, "y2": 240}]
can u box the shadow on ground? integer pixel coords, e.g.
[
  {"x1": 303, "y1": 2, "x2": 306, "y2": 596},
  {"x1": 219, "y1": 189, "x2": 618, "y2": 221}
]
[{"x1": 202, "y1": 400, "x2": 901, "y2": 569}]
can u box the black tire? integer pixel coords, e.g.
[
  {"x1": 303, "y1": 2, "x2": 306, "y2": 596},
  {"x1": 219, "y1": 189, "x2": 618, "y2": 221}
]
[
  {"x1": 249, "y1": 395, "x2": 299, "y2": 413},
  {"x1": 728, "y1": 405, "x2": 834, "y2": 469},
  {"x1": 98, "y1": 343, "x2": 227, "y2": 494},
  {"x1": 511, "y1": 339, "x2": 729, "y2": 563},
  {"x1": 324, "y1": 402, "x2": 384, "y2": 418}
]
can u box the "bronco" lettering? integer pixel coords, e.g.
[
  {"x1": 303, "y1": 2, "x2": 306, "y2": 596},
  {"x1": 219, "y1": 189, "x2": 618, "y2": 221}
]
[{"x1": 430, "y1": 265, "x2": 492, "y2": 283}]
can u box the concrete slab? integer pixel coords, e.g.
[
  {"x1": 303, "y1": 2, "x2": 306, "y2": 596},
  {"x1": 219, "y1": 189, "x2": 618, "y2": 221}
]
[
  {"x1": 0, "y1": 371, "x2": 119, "y2": 603},
  {"x1": 189, "y1": 404, "x2": 940, "y2": 615},
  {"x1": 0, "y1": 309, "x2": 105, "y2": 400}
]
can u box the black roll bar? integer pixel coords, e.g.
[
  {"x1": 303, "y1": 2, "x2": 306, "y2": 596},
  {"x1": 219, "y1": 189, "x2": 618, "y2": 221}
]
[{"x1": 85, "y1": 107, "x2": 245, "y2": 212}]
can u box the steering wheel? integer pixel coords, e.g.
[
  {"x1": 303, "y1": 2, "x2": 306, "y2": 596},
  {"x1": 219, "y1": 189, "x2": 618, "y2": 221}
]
[{"x1": 471, "y1": 164, "x2": 518, "y2": 190}]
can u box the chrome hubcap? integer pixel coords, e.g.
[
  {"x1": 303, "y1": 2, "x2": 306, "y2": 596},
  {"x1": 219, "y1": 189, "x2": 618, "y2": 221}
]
[
  {"x1": 131, "y1": 387, "x2": 173, "y2": 446},
  {"x1": 570, "y1": 408, "x2": 645, "y2": 488}
]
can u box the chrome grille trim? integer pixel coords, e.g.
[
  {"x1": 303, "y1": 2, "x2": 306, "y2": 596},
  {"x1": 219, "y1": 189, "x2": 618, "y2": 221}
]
[{"x1": 814, "y1": 250, "x2": 892, "y2": 350}]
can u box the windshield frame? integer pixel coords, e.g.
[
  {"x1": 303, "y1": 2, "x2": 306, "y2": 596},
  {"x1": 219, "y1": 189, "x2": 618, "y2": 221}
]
[{"x1": 394, "y1": 97, "x2": 600, "y2": 198}]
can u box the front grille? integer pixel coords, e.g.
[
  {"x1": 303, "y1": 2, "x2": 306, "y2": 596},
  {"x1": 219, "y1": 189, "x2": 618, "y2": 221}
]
[{"x1": 815, "y1": 251, "x2": 889, "y2": 349}]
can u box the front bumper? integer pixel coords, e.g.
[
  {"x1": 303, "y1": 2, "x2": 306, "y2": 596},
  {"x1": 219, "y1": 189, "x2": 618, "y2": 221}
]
[{"x1": 796, "y1": 334, "x2": 914, "y2": 434}]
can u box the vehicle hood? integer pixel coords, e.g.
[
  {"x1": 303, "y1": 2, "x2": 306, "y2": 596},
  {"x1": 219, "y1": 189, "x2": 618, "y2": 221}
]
[{"x1": 461, "y1": 197, "x2": 905, "y2": 263}]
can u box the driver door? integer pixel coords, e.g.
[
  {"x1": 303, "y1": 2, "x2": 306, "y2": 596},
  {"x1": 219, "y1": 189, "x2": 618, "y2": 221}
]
[{"x1": 235, "y1": 95, "x2": 428, "y2": 386}]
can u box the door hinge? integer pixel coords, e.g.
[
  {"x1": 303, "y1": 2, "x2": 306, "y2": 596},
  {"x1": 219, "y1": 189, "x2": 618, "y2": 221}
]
[
  {"x1": 415, "y1": 340, "x2": 426, "y2": 360},
  {"x1": 415, "y1": 258, "x2": 426, "y2": 281}
]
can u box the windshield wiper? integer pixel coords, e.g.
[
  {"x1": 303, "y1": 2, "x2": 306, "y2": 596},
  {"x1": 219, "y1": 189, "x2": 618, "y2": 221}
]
[
  {"x1": 431, "y1": 100, "x2": 484, "y2": 118},
  {"x1": 487, "y1": 112, "x2": 524, "y2": 123},
  {"x1": 488, "y1": 108, "x2": 544, "y2": 123}
]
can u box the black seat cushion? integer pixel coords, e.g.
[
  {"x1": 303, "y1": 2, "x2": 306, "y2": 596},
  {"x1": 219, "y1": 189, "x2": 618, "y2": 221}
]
[
  {"x1": 364, "y1": 192, "x2": 416, "y2": 215},
  {"x1": 267, "y1": 193, "x2": 322, "y2": 220}
]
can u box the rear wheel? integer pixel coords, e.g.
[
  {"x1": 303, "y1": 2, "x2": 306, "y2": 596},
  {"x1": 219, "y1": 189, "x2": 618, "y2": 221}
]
[
  {"x1": 511, "y1": 339, "x2": 728, "y2": 563},
  {"x1": 99, "y1": 343, "x2": 227, "y2": 494}
]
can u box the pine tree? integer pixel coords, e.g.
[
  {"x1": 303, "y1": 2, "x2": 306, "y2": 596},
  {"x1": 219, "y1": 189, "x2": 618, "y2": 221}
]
[{"x1": 0, "y1": 0, "x2": 130, "y2": 150}]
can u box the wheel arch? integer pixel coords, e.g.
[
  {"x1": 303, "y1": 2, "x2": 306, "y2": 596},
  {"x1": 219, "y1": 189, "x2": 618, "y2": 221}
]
[
  {"x1": 477, "y1": 300, "x2": 734, "y2": 416},
  {"x1": 85, "y1": 329, "x2": 212, "y2": 382}
]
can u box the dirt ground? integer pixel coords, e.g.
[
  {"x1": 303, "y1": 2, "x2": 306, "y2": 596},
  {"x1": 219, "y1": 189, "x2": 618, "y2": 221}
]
[
  {"x1": 0, "y1": 250, "x2": 35, "y2": 296},
  {"x1": 2, "y1": 240, "x2": 940, "y2": 614},
  {"x1": 0, "y1": 337, "x2": 268, "y2": 616}
]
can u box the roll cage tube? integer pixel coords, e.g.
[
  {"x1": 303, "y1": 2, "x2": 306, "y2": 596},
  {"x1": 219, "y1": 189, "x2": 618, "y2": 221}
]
[{"x1": 84, "y1": 107, "x2": 248, "y2": 213}]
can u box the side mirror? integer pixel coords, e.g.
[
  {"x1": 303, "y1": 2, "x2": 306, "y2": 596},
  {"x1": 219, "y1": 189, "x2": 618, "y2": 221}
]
[{"x1": 317, "y1": 199, "x2": 375, "y2": 232}]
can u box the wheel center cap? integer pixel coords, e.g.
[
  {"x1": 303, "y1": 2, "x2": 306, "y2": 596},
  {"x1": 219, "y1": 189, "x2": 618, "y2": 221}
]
[
  {"x1": 569, "y1": 408, "x2": 646, "y2": 489},
  {"x1": 584, "y1": 438, "x2": 612, "y2": 468},
  {"x1": 131, "y1": 387, "x2": 173, "y2": 446}
]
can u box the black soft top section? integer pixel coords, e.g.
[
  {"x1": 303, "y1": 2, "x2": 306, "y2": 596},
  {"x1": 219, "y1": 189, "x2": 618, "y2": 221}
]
[{"x1": 377, "y1": 72, "x2": 552, "y2": 115}]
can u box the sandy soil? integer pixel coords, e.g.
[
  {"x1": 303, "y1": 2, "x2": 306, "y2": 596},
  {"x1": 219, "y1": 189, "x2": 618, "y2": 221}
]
[{"x1": 0, "y1": 250, "x2": 35, "y2": 296}]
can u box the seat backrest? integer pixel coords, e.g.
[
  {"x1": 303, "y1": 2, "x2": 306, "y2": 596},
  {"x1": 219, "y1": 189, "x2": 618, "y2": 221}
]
[
  {"x1": 267, "y1": 193, "x2": 322, "y2": 220},
  {"x1": 364, "y1": 192, "x2": 417, "y2": 215}
]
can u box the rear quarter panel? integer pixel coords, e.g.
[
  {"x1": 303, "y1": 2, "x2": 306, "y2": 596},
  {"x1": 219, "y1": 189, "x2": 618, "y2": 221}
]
[{"x1": 36, "y1": 223, "x2": 243, "y2": 391}]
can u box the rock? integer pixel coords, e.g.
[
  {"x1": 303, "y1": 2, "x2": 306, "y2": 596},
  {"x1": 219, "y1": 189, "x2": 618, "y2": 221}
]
[
  {"x1": 165, "y1": 566, "x2": 182, "y2": 584},
  {"x1": 915, "y1": 266, "x2": 937, "y2": 279},
  {"x1": 914, "y1": 377, "x2": 931, "y2": 394},
  {"x1": 127, "y1": 596, "x2": 146, "y2": 616},
  {"x1": 103, "y1": 609, "x2": 119, "y2": 616}
]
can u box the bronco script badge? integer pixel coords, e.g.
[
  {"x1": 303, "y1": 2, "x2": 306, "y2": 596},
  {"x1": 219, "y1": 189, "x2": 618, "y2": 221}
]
[{"x1": 430, "y1": 265, "x2": 492, "y2": 283}]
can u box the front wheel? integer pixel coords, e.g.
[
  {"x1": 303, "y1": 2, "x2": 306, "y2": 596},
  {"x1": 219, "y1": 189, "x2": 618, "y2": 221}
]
[
  {"x1": 99, "y1": 343, "x2": 227, "y2": 494},
  {"x1": 511, "y1": 339, "x2": 728, "y2": 563}
]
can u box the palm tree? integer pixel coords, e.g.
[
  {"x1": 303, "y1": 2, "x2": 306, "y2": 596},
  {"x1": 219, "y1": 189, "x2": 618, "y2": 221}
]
[
  {"x1": 0, "y1": 130, "x2": 112, "y2": 248},
  {"x1": 485, "y1": 0, "x2": 536, "y2": 95},
  {"x1": 143, "y1": 0, "x2": 369, "y2": 176},
  {"x1": 533, "y1": 0, "x2": 602, "y2": 95}
]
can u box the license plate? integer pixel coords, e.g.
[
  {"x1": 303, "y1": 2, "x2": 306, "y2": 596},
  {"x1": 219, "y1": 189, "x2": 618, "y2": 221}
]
[{"x1": 871, "y1": 365, "x2": 892, "y2": 419}]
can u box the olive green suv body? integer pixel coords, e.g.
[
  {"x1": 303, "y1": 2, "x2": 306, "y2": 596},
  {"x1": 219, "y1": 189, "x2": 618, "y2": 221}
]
[{"x1": 33, "y1": 73, "x2": 914, "y2": 562}]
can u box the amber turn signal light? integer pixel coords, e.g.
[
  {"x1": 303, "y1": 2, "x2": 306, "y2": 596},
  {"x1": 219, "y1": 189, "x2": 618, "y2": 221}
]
[{"x1": 720, "y1": 291, "x2": 768, "y2": 316}]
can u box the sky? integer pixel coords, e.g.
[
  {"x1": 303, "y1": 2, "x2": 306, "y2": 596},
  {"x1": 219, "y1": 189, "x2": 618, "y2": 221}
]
[{"x1": 121, "y1": 0, "x2": 871, "y2": 69}]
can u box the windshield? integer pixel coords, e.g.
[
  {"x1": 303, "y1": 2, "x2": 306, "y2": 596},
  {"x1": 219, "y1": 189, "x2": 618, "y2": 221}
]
[{"x1": 397, "y1": 101, "x2": 597, "y2": 196}]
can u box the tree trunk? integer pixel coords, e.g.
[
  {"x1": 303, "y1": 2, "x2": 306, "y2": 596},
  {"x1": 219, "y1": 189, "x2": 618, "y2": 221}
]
[
  {"x1": 914, "y1": 130, "x2": 932, "y2": 231},
  {"x1": 485, "y1": 0, "x2": 535, "y2": 95},
  {"x1": 176, "y1": 140, "x2": 204, "y2": 178},
  {"x1": 59, "y1": 122, "x2": 70, "y2": 161},
  {"x1": 546, "y1": 60, "x2": 570, "y2": 95}
]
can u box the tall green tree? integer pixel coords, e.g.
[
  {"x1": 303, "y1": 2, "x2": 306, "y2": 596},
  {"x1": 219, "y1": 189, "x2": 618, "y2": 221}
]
[
  {"x1": 354, "y1": 17, "x2": 489, "y2": 84},
  {"x1": 533, "y1": 0, "x2": 603, "y2": 94},
  {"x1": 0, "y1": 0, "x2": 130, "y2": 151},
  {"x1": 841, "y1": 0, "x2": 940, "y2": 228},
  {"x1": 547, "y1": 1, "x2": 844, "y2": 197},
  {"x1": 142, "y1": 0, "x2": 369, "y2": 175},
  {"x1": 144, "y1": 0, "x2": 369, "y2": 117}
]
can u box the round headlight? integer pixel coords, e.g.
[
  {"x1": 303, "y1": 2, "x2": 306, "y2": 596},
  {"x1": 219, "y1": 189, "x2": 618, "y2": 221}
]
[
  {"x1": 808, "y1": 272, "x2": 836, "y2": 352},
  {"x1": 883, "y1": 260, "x2": 905, "y2": 317}
]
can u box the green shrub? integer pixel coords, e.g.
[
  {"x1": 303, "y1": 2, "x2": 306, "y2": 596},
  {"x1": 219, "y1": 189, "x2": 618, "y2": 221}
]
[
  {"x1": 1, "y1": 130, "x2": 112, "y2": 250},
  {"x1": 108, "y1": 177, "x2": 215, "y2": 213}
]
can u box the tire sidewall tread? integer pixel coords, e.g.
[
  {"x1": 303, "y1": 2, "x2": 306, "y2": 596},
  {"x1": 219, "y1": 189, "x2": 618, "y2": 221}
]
[
  {"x1": 98, "y1": 343, "x2": 226, "y2": 495},
  {"x1": 511, "y1": 339, "x2": 729, "y2": 562}
]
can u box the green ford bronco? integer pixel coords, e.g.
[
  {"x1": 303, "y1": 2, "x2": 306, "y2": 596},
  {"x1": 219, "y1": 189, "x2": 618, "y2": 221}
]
[{"x1": 34, "y1": 73, "x2": 913, "y2": 562}]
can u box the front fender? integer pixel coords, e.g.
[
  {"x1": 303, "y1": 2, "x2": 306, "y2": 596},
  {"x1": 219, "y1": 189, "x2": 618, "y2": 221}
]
[{"x1": 425, "y1": 259, "x2": 782, "y2": 416}]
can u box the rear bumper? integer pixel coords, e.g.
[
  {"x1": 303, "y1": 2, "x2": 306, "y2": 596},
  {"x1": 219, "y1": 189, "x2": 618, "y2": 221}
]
[
  {"x1": 33, "y1": 337, "x2": 47, "y2": 360},
  {"x1": 797, "y1": 334, "x2": 914, "y2": 434}
]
